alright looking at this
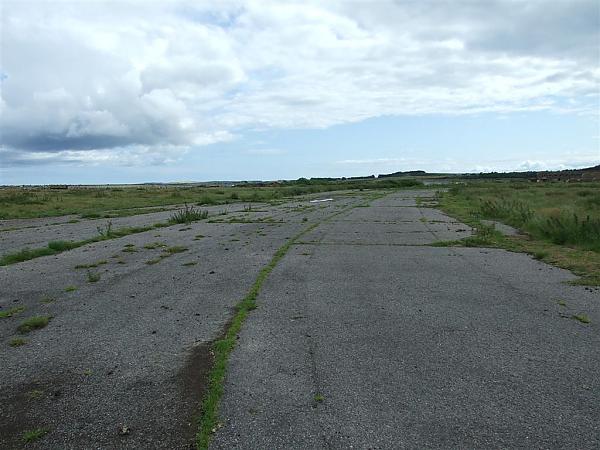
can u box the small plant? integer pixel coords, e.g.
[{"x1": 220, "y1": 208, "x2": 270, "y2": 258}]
[
  {"x1": 75, "y1": 260, "x2": 107, "y2": 269},
  {"x1": 163, "y1": 246, "x2": 188, "y2": 254},
  {"x1": 169, "y1": 204, "x2": 208, "y2": 224},
  {"x1": 572, "y1": 314, "x2": 591, "y2": 324},
  {"x1": 27, "y1": 390, "x2": 44, "y2": 399},
  {"x1": 0, "y1": 306, "x2": 25, "y2": 319},
  {"x1": 145, "y1": 259, "x2": 161, "y2": 265},
  {"x1": 83, "y1": 368, "x2": 93, "y2": 376},
  {"x1": 22, "y1": 428, "x2": 49, "y2": 443},
  {"x1": 40, "y1": 296, "x2": 55, "y2": 304},
  {"x1": 9, "y1": 337, "x2": 27, "y2": 347},
  {"x1": 17, "y1": 316, "x2": 52, "y2": 333},
  {"x1": 557, "y1": 300, "x2": 567, "y2": 306},
  {"x1": 87, "y1": 271, "x2": 101, "y2": 283},
  {"x1": 143, "y1": 242, "x2": 166, "y2": 250},
  {"x1": 65, "y1": 285, "x2": 77, "y2": 292},
  {"x1": 182, "y1": 261, "x2": 197, "y2": 266},
  {"x1": 244, "y1": 204, "x2": 252, "y2": 212},
  {"x1": 96, "y1": 220, "x2": 113, "y2": 238},
  {"x1": 314, "y1": 394, "x2": 324, "y2": 403},
  {"x1": 194, "y1": 234, "x2": 205, "y2": 240}
]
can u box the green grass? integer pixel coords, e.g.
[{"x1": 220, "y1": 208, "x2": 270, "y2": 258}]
[
  {"x1": 17, "y1": 316, "x2": 52, "y2": 333},
  {"x1": 163, "y1": 246, "x2": 188, "y2": 254},
  {"x1": 145, "y1": 258, "x2": 161, "y2": 265},
  {"x1": 314, "y1": 394, "x2": 324, "y2": 403},
  {"x1": 74, "y1": 260, "x2": 107, "y2": 269},
  {"x1": 437, "y1": 181, "x2": 600, "y2": 285},
  {"x1": 64, "y1": 285, "x2": 77, "y2": 292},
  {"x1": 22, "y1": 428, "x2": 49, "y2": 443},
  {"x1": 572, "y1": 314, "x2": 591, "y2": 324},
  {"x1": 48, "y1": 240, "x2": 80, "y2": 251},
  {"x1": 86, "y1": 271, "x2": 101, "y2": 282},
  {"x1": 143, "y1": 242, "x2": 166, "y2": 249},
  {"x1": 0, "y1": 247, "x2": 56, "y2": 265},
  {"x1": 440, "y1": 182, "x2": 600, "y2": 251},
  {"x1": 9, "y1": 337, "x2": 27, "y2": 347},
  {"x1": 0, "y1": 306, "x2": 25, "y2": 318},
  {"x1": 182, "y1": 261, "x2": 198, "y2": 266}
]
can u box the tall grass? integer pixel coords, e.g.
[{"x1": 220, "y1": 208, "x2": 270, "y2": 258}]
[{"x1": 447, "y1": 183, "x2": 600, "y2": 253}]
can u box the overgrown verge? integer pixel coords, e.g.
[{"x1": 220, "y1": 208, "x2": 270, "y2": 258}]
[{"x1": 435, "y1": 182, "x2": 600, "y2": 285}]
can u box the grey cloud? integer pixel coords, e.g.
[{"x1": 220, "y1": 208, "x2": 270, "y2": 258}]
[{"x1": 1, "y1": 0, "x2": 598, "y2": 167}]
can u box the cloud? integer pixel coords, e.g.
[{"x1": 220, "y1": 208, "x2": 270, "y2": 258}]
[{"x1": 1, "y1": 0, "x2": 598, "y2": 167}]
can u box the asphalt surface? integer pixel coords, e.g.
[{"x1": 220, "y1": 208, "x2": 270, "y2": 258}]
[
  {"x1": 2, "y1": 189, "x2": 598, "y2": 449},
  {"x1": 212, "y1": 191, "x2": 600, "y2": 449},
  {"x1": 0, "y1": 191, "x2": 369, "y2": 449}
]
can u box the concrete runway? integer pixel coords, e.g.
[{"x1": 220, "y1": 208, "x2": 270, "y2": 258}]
[
  {"x1": 1, "y1": 190, "x2": 598, "y2": 449},
  {"x1": 212, "y1": 191, "x2": 600, "y2": 449}
]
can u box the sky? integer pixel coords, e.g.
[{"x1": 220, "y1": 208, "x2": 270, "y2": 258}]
[{"x1": 1, "y1": 0, "x2": 599, "y2": 184}]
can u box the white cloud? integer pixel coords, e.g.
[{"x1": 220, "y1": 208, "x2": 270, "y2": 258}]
[{"x1": 1, "y1": 0, "x2": 598, "y2": 167}]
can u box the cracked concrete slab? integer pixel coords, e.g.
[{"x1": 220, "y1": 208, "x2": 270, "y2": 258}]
[{"x1": 211, "y1": 191, "x2": 600, "y2": 449}]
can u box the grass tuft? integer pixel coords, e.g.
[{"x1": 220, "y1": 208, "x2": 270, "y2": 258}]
[
  {"x1": 9, "y1": 337, "x2": 27, "y2": 347},
  {"x1": 22, "y1": 428, "x2": 49, "y2": 443},
  {"x1": 86, "y1": 271, "x2": 101, "y2": 282},
  {"x1": 0, "y1": 306, "x2": 25, "y2": 319},
  {"x1": 163, "y1": 246, "x2": 188, "y2": 255},
  {"x1": 17, "y1": 316, "x2": 52, "y2": 333},
  {"x1": 169, "y1": 204, "x2": 209, "y2": 224},
  {"x1": 572, "y1": 314, "x2": 591, "y2": 324}
]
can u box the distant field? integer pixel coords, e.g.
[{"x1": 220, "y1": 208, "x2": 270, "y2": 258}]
[
  {"x1": 438, "y1": 180, "x2": 600, "y2": 284},
  {"x1": 0, "y1": 178, "x2": 422, "y2": 220}
]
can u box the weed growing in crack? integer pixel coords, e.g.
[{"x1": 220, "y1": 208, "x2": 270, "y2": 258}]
[{"x1": 17, "y1": 316, "x2": 52, "y2": 333}]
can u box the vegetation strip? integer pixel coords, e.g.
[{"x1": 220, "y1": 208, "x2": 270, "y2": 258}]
[
  {"x1": 435, "y1": 183, "x2": 600, "y2": 286},
  {"x1": 195, "y1": 200, "x2": 365, "y2": 449},
  {"x1": 0, "y1": 178, "x2": 421, "y2": 220},
  {"x1": 0, "y1": 204, "x2": 206, "y2": 266}
]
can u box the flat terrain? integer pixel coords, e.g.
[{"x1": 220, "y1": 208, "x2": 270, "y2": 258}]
[{"x1": 1, "y1": 190, "x2": 598, "y2": 448}]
